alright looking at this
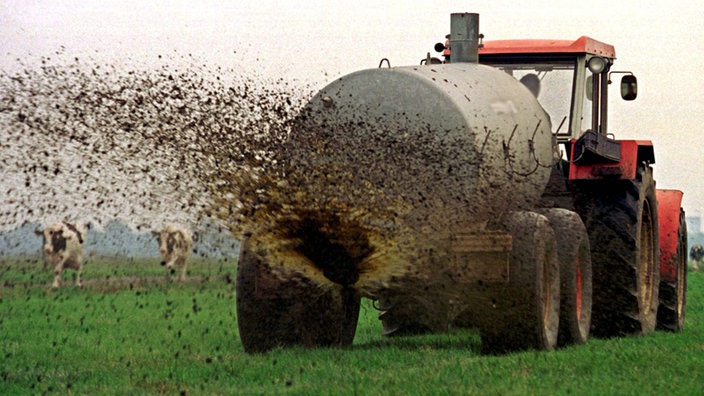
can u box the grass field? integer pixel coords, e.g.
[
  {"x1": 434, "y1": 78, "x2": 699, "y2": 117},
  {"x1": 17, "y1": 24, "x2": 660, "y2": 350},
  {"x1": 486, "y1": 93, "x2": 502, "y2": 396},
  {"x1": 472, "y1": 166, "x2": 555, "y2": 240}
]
[{"x1": 1, "y1": 256, "x2": 702, "y2": 395}]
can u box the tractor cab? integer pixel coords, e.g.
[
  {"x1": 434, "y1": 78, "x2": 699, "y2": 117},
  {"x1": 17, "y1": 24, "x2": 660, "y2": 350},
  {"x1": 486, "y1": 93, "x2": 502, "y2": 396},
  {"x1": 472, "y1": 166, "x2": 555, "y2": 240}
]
[{"x1": 436, "y1": 36, "x2": 638, "y2": 144}]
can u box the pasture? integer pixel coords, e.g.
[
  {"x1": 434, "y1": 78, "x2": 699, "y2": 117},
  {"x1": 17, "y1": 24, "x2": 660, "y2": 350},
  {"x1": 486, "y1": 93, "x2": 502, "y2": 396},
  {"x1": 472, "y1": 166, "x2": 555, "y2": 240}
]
[{"x1": 1, "y1": 256, "x2": 703, "y2": 395}]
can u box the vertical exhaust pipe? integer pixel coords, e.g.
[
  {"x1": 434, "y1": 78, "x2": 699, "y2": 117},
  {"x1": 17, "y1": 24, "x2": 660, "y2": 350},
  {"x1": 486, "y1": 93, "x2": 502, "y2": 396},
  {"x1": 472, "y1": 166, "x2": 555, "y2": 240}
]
[{"x1": 450, "y1": 13, "x2": 479, "y2": 63}]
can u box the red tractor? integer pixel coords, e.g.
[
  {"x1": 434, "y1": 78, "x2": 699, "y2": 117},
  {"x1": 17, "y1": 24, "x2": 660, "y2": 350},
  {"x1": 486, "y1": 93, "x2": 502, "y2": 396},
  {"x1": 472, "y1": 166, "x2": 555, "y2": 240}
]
[
  {"x1": 235, "y1": 13, "x2": 687, "y2": 354},
  {"x1": 471, "y1": 19, "x2": 688, "y2": 340}
]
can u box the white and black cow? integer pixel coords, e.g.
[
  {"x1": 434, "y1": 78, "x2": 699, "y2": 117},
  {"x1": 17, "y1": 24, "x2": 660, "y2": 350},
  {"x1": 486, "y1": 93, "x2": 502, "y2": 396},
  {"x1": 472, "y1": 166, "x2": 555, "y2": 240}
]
[
  {"x1": 155, "y1": 225, "x2": 193, "y2": 282},
  {"x1": 35, "y1": 222, "x2": 86, "y2": 288}
]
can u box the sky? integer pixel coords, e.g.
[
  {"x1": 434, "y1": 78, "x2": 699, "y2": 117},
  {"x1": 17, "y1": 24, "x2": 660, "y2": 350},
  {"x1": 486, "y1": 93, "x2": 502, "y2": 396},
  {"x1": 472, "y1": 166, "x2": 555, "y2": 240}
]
[{"x1": 1, "y1": 0, "x2": 703, "y2": 225}]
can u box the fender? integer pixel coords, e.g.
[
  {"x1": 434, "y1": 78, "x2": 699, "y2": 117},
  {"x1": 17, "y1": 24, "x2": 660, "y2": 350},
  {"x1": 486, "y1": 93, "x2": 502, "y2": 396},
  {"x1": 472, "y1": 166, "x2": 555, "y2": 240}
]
[
  {"x1": 656, "y1": 189, "x2": 685, "y2": 283},
  {"x1": 568, "y1": 139, "x2": 655, "y2": 180}
]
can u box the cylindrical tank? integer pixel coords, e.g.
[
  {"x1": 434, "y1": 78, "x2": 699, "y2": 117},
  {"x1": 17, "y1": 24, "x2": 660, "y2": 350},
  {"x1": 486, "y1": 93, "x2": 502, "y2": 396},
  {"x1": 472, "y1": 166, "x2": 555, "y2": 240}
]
[{"x1": 291, "y1": 62, "x2": 554, "y2": 234}]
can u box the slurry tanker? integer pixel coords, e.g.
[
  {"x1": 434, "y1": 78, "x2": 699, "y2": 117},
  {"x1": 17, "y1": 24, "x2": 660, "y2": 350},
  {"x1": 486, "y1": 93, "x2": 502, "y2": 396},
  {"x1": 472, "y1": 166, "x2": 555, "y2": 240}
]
[{"x1": 235, "y1": 13, "x2": 687, "y2": 354}]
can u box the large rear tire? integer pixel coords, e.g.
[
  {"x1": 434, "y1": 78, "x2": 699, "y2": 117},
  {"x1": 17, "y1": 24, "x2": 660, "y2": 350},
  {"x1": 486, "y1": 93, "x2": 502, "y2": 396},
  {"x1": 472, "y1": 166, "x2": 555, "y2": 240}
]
[
  {"x1": 573, "y1": 165, "x2": 659, "y2": 337},
  {"x1": 236, "y1": 240, "x2": 360, "y2": 353},
  {"x1": 657, "y1": 208, "x2": 687, "y2": 331},
  {"x1": 480, "y1": 211, "x2": 560, "y2": 354},
  {"x1": 538, "y1": 208, "x2": 592, "y2": 346}
]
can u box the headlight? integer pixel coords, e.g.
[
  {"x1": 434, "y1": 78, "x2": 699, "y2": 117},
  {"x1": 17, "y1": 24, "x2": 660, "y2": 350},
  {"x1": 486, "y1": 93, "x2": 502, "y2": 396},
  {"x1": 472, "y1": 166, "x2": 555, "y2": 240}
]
[{"x1": 587, "y1": 57, "x2": 608, "y2": 74}]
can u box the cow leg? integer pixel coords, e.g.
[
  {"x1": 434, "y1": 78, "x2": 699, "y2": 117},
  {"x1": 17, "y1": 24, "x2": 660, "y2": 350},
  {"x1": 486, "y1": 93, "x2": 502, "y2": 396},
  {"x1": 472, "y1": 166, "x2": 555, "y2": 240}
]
[
  {"x1": 52, "y1": 266, "x2": 62, "y2": 288},
  {"x1": 75, "y1": 264, "x2": 83, "y2": 288},
  {"x1": 164, "y1": 261, "x2": 176, "y2": 281},
  {"x1": 179, "y1": 258, "x2": 187, "y2": 282}
]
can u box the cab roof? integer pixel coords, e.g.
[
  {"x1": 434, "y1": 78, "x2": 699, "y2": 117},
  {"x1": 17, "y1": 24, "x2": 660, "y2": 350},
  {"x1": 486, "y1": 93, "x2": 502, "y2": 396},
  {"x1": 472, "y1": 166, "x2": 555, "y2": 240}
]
[{"x1": 478, "y1": 36, "x2": 616, "y2": 59}]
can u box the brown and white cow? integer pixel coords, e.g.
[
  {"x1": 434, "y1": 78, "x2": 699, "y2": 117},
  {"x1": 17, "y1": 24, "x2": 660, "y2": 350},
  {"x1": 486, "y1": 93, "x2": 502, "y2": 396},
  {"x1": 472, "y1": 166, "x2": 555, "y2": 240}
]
[
  {"x1": 155, "y1": 225, "x2": 193, "y2": 282},
  {"x1": 35, "y1": 222, "x2": 86, "y2": 288}
]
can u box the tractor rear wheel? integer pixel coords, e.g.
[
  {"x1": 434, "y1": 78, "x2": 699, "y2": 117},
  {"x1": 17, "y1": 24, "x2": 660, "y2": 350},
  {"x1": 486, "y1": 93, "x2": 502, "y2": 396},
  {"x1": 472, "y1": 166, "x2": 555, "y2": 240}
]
[
  {"x1": 657, "y1": 208, "x2": 687, "y2": 331},
  {"x1": 538, "y1": 208, "x2": 592, "y2": 346},
  {"x1": 236, "y1": 240, "x2": 360, "y2": 353},
  {"x1": 573, "y1": 165, "x2": 659, "y2": 337},
  {"x1": 480, "y1": 211, "x2": 560, "y2": 354}
]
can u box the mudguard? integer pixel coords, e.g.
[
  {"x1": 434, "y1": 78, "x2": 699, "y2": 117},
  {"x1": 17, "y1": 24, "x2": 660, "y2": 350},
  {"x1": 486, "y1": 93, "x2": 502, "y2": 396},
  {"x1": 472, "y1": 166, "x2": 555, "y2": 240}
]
[{"x1": 656, "y1": 189, "x2": 685, "y2": 283}]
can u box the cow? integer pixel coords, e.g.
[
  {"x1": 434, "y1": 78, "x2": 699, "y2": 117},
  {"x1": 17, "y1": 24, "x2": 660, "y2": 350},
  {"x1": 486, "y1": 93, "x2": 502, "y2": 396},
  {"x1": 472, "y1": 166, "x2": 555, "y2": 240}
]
[
  {"x1": 35, "y1": 222, "x2": 86, "y2": 288},
  {"x1": 155, "y1": 225, "x2": 193, "y2": 282},
  {"x1": 690, "y1": 244, "x2": 704, "y2": 272}
]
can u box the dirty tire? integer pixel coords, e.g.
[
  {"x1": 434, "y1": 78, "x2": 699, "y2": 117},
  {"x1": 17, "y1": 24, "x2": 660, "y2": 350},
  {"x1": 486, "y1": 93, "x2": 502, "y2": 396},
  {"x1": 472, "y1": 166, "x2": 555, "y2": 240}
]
[
  {"x1": 657, "y1": 209, "x2": 687, "y2": 331},
  {"x1": 236, "y1": 240, "x2": 361, "y2": 353},
  {"x1": 480, "y1": 211, "x2": 560, "y2": 354},
  {"x1": 538, "y1": 208, "x2": 592, "y2": 346},
  {"x1": 573, "y1": 165, "x2": 659, "y2": 337}
]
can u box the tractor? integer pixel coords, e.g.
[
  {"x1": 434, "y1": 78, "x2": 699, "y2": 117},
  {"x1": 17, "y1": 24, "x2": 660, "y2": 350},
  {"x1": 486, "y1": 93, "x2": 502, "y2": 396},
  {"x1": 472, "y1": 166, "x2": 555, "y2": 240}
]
[{"x1": 235, "y1": 12, "x2": 687, "y2": 354}]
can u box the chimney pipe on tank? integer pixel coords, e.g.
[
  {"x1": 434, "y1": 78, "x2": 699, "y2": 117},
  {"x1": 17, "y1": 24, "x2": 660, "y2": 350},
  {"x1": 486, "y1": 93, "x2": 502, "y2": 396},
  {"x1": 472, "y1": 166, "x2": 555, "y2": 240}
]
[{"x1": 449, "y1": 13, "x2": 479, "y2": 63}]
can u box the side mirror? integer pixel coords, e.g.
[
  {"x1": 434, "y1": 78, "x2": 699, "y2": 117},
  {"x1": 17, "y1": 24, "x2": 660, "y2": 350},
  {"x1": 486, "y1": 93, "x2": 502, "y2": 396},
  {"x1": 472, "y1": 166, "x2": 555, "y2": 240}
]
[{"x1": 621, "y1": 74, "x2": 637, "y2": 101}]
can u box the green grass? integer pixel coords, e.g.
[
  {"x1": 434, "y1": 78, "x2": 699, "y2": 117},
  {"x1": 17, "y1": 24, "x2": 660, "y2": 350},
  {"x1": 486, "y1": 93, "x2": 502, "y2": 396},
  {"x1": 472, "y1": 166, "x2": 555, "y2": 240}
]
[
  {"x1": 1, "y1": 257, "x2": 703, "y2": 395},
  {"x1": 0, "y1": 256, "x2": 234, "y2": 289}
]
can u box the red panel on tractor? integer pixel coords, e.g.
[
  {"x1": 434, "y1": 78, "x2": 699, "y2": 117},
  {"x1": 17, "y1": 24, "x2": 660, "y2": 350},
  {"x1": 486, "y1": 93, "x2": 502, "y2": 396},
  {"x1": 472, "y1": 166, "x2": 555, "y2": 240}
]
[
  {"x1": 656, "y1": 189, "x2": 684, "y2": 283},
  {"x1": 479, "y1": 36, "x2": 616, "y2": 57},
  {"x1": 569, "y1": 140, "x2": 652, "y2": 181}
]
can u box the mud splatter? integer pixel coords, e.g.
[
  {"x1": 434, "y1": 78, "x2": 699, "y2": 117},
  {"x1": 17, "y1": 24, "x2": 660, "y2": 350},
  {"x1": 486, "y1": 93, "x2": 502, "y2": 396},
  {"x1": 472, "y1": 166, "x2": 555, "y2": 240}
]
[
  {"x1": 0, "y1": 54, "x2": 311, "y2": 235},
  {"x1": 2, "y1": 53, "x2": 553, "y2": 303},
  {"x1": 0, "y1": 54, "x2": 423, "y2": 293}
]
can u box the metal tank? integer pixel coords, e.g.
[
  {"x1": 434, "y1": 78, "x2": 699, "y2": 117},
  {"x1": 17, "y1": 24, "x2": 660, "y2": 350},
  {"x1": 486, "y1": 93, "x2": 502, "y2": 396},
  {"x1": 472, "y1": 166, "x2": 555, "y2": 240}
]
[
  {"x1": 260, "y1": 12, "x2": 558, "y2": 297},
  {"x1": 296, "y1": 61, "x2": 555, "y2": 233}
]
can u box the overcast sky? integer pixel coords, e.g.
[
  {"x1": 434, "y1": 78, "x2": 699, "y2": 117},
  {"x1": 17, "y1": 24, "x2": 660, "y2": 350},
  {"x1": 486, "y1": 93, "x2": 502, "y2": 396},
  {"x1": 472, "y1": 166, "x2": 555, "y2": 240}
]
[{"x1": 1, "y1": 0, "x2": 703, "y2": 223}]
